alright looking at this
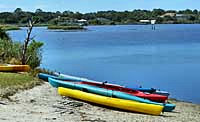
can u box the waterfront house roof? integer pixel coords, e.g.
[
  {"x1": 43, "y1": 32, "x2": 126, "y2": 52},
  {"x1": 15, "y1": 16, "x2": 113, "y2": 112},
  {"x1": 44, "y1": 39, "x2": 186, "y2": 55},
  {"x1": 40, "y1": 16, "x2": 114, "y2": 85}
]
[
  {"x1": 160, "y1": 13, "x2": 176, "y2": 18},
  {"x1": 139, "y1": 20, "x2": 150, "y2": 23},
  {"x1": 78, "y1": 19, "x2": 87, "y2": 22},
  {"x1": 139, "y1": 20, "x2": 156, "y2": 24}
]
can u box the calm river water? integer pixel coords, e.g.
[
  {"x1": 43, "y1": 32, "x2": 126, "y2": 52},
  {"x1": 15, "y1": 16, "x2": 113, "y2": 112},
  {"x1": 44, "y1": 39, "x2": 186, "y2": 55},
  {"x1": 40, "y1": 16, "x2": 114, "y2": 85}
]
[{"x1": 8, "y1": 24, "x2": 200, "y2": 103}]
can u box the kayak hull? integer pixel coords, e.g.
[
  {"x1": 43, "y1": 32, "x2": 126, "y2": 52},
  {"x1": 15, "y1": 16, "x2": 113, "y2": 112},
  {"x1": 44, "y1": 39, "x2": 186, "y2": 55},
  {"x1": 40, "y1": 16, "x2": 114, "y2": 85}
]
[
  {"x1": 58, "y1": 73, "x2": 122, "y2": 86},
  {"x1": 38, "y1": 73, "x2": 79, "y2": 82},
  {"x1": 58, "y1": 87, "x2": 163, "y2": 116},
  {"x1": 0, "y1": 65, "x2": 30, "y2": 72},
  {"x1": 59, "y1": 73, "x2": 170, "y2": 96},
  {"x1": 38, "y1": 73, "x2": 167, "y2": 102},
  {"x1": 79, "y1": 81, "x2": 168, "y2": 102},
  {"x1": 49, "y1": 78, "x2": 175, "y2": 112}
]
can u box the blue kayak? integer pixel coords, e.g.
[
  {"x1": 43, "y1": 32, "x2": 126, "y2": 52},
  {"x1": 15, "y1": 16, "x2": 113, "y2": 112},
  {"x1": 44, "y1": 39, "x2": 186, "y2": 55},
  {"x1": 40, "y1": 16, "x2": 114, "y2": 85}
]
[
  {"x1": 38, "y1": 73, "x2": 81, "y2": 82},
  {"x1": 38, "y1": 73, "x2": 121, "y2": 86},
  {"x1": 38, "y1": 73, "x2": 58, "y2": 81},
  {"x1": 48, "y1": 78, "x2": 175, "y2": 112}
]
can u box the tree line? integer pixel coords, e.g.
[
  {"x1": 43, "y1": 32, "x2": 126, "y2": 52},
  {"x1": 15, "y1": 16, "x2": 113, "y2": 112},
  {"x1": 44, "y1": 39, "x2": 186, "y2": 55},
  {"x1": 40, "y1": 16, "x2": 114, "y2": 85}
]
[{"x1": 0, "y1": 8, "x2": 200, "y2": 25}]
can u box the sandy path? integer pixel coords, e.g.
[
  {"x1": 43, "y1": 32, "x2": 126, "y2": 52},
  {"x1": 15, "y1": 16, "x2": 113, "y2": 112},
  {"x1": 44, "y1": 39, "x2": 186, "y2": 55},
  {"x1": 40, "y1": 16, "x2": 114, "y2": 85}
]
[{"x1": 0, "y1": 82, "x2": 200, "y2": 122}]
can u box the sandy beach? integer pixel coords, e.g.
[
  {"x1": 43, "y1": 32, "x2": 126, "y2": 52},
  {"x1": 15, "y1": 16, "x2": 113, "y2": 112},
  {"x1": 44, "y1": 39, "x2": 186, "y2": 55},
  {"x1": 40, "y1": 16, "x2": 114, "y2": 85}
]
[{"x1": 0, "y1": 82, "x2": 200, "y2": 122}]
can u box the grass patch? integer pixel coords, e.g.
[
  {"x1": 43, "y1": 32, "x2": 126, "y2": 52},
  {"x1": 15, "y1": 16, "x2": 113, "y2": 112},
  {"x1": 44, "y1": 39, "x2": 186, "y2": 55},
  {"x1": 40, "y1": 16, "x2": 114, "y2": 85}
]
[
  {"x1": 48, "y1": 25, "x2": 85, "y2": 30},
  {"x1": 0, "y1": 72, "x2": 42, "y2": 98},
  {"x1": 19, "y1": 23, "x2": 49, "y2": 27},
  {"x1": 0, "y1": 24, "x2": 20, "y2": 31}
]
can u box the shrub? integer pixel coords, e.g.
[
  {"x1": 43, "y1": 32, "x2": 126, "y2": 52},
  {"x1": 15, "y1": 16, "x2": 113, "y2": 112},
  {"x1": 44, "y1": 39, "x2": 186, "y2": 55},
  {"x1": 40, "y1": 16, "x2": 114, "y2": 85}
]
[
  {"x1": 0, "y1": 22, "x2": 44, "y2": 69},
  {"x1": 0, "y1": 39, "x2": 21, "y2": 63},
  {"x1": 0, "y1": 39, "x2": 44, "y2": 69},
  {"x1": 26, "y1": 40, "x2": 44, "y2": 69}
]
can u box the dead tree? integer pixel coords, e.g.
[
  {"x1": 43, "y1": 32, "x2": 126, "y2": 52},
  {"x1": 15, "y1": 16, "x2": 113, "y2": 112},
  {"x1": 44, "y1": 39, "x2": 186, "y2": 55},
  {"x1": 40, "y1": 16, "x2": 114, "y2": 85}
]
[{"x1": 21, "y1": 18, "x2": 36, "y2": 65}]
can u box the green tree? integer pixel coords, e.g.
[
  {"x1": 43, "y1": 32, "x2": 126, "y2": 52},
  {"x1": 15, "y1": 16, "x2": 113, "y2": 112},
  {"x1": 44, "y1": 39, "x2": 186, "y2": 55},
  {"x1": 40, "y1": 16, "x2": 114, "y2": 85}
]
[
  {"x1": 152, "y1": 9, "x2": 165, "y2": 16},
  {"x1": 193, "y1": 9, "x2": 198, "y2": 15},
  {"x1": 0, "y1": 19, "x2": 44, "y2": 68},
  {"x1": 184, "y1": 9, "x2": 193, "y2": 14},
  {"x1": 14, "y1": 8, "x2": 23, "y2": 13},
  {"x1": 35, "y1": 9, "x2": 43, "y2": 13}
]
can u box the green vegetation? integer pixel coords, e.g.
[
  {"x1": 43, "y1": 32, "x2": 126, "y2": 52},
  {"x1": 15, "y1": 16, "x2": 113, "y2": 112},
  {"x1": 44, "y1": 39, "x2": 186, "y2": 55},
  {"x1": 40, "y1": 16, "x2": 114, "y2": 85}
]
[
  {"x1": 0, "y1": 72, "x2": 42, "y2": 98},
  {"x1": 48, "y1": 25, "x2": 85, "y2": 30},
  {"x1": 0, "y1": 21, "x2": 44, "y2": 69},
  {"x1": 0, "y1": 39, "x2": 21, "y2": 64},
  {"x1": 0, "y1": 32, "x2": 44, "y2": 98},
  {"x1": 26, "y1": 40, "x2": 44, "y2": 68},
  {"x1": 0, "y1": 19, "x2": 45, "y2": 99},
  {"x1": 0, "y1": 38, "x2": 43, "y2": 69},
  {"x1": 0, "y1": 25, "x2": 20, "y2": 31},
  {"x1": 0, "y1": 8, "x2": 200, "y2": 25}
]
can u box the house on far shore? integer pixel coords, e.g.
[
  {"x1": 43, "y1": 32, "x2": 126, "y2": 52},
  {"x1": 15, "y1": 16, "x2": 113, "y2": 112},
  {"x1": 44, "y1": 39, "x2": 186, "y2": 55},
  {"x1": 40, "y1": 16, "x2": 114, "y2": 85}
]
[
  {"x1": 53, "y1": 17, "x2": 88, "y2": 26},
  {"x1": 97, "y1": 18, "x2": 111, "y2": 23},
  {"x1": 139, "y1": 20, "x2": 156, "y2": 24},
  {"x1": 77, "y1": 19, "x2": 88, "y2": 26},
  {"x1": 176, "y1": 14, "x2": 191, "y2": 21},
  {"x1": 160, "y1": 13, "x2": 192, "y2": 21},
  {"x1": 78, "y1": 19, "x2": 87, "y2": 23},
  {"x1": 160, "y1": 13, "x2": 176, "y2": 18},
  {"x1": 139, "y1": 20, "x2": 150, "y2": 23}
]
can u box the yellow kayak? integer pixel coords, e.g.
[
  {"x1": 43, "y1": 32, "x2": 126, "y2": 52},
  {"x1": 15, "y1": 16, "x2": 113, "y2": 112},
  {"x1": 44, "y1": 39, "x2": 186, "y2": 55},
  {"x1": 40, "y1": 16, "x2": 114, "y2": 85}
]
[
  {"x1": 58, "y1": 87, "x2": 164, "y2": 115},
  {"x1": 0, "y1": 65, "x2": 30, "y2": 72}
]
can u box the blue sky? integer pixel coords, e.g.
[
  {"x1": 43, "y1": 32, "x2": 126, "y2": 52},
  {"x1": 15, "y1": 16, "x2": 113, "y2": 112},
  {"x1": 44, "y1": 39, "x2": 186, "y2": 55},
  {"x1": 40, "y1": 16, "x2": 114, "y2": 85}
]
[{"x1": 0, "y1": 0, "x2": 199, "y2": 13}]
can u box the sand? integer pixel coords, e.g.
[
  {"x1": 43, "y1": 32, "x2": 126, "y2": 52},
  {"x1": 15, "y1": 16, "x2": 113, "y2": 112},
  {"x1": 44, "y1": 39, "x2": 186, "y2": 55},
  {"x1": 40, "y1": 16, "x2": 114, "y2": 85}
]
[{"x1": 0, "y1": 82, "x2": 200, "y2": 122}]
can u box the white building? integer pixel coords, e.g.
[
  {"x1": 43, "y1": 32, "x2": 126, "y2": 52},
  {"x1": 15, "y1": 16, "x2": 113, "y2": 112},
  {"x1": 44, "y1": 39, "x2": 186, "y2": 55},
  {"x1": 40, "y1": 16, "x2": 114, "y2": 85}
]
[
  {"x1": 139, "y1": 20, "x2": 156, "y2": 24},
  {"x1": 77, "y1": 19, "x2": 87, "y2": 23},
  {"x1": 139, "y1": 20, "x2": 150, "y2": 23}
]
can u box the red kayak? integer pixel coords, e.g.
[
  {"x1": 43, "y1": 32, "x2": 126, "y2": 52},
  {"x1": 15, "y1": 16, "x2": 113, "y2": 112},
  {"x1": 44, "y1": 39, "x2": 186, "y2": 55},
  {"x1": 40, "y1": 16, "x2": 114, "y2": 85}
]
[{"x1": 78, "y1": 81, "x2": 168, "y2": 103}]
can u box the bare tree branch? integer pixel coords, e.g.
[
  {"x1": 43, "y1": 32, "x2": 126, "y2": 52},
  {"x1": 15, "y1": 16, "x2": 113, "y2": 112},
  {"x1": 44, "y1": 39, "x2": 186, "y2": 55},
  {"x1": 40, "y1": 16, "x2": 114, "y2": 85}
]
[
  {"x1": 21, "y1": 18, "x2": 36, "y2": 65},
  {"x1": 25, "y1": 55, "x2": 32, "y2": 64}
]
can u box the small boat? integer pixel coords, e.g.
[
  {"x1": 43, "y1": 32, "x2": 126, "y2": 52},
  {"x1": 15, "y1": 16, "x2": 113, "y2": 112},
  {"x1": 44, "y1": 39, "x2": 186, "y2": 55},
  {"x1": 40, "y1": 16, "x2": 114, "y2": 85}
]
[
  {"x1": 38, "y1": 73, "x2": 167, "y2": 102},
  {"x1": 58, "y1": 73, "x2": 170, "y2": 96},
  {"x1": 39, "y1": 73, "x2": 122, "y2": 86},
  {"x1": 49, "y1": 78, "x2": 175, "y2": 112},
  {"x1": 0, "y1": 65, "x2": 30, "y2": 72},
  {"x1": 78, "y1": 81, "x2": 168, "y2": 102},
  {"x1": 38, "y1": 73, "x2": 70, "y2": 82},
  {"x1": 58, "y1": 87, "x2": 164, "y2": 116},
  {"x1": 57, "y1": 73, "x2": 122, "y2": 87}
]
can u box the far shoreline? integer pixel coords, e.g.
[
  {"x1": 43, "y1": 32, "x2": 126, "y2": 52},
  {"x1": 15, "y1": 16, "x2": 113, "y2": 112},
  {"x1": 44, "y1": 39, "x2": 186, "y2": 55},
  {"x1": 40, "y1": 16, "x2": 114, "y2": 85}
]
[{"x1": 5, "y1": 23, "x2": 199, "y2": 31}]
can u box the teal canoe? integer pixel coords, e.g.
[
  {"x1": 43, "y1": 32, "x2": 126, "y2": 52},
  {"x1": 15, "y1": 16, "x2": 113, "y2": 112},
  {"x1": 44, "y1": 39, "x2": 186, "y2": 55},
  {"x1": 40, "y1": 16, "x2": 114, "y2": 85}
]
[
  {"x1": 38, "y1": 73, "x2": 81, "y2": 82},
  {"x1": 38, "y1": 73, "x2": 121, "y2": 86},
  {"x1": 48, "y1": 78, "x2": 175, "y2": 112}
]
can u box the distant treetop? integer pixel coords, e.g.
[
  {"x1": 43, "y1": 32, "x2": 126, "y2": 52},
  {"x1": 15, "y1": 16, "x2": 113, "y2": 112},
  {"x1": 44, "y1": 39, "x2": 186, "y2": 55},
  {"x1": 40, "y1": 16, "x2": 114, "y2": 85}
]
[{"x1": 0, "y1": 8, "x2": 200, "y2": 25}]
